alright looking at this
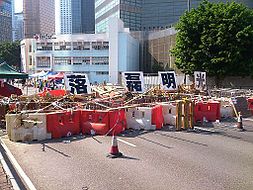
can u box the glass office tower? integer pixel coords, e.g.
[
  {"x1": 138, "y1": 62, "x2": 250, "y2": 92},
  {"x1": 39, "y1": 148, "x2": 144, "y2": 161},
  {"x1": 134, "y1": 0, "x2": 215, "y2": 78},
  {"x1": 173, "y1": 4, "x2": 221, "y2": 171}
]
[
  {"x1": 95, "y1": 0, "x2": 141, "y2": 33},
  {"x1": 95, "y1": 0, "x2": 253, "y2": 33},
  {"x1": 56, "y1": 0, "x2": 95, "y2": 34},
  {"x1": 0, "y1": 0, "x2": 12, "y2": 42}
]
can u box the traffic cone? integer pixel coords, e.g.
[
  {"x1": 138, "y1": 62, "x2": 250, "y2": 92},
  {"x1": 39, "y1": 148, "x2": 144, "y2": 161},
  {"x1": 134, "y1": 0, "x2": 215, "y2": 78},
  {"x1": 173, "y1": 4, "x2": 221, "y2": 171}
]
[
  {"x1": 237, "y1": 112, "x2": 244, "y2": 131},
  {"x1": 107, "y1": 136, "x2": 123, "y2": 158}
]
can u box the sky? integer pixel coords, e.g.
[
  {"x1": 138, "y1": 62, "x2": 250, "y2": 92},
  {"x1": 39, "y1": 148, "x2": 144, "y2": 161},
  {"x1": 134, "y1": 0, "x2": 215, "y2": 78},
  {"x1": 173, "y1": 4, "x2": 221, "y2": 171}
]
[{"x1": 15, "y1": 0, "x2": 23, "y2": 13}]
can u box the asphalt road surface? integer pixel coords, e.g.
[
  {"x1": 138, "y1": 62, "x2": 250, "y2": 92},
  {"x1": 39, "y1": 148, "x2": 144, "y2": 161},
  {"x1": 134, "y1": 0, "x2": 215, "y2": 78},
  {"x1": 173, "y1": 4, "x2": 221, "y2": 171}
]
[{"x1": 2, "y1": 122, "x2": 253, "y2": 190}]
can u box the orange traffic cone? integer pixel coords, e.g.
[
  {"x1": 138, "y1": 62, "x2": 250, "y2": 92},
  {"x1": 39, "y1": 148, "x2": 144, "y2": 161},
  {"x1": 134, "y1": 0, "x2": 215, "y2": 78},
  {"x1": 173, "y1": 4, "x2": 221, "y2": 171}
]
[{"x1": 107, "y1": 136, "x2": 123, "y2": 158}]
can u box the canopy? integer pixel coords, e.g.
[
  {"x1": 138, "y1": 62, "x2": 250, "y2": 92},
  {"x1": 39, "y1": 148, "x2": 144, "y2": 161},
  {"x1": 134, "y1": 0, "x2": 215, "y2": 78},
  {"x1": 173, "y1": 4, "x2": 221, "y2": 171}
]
[
  {"x1": 0, "y1": 62, "x2": 28, "y2": 79},
  {"x1": 48, "y1": 72, "x2": 65, "y2": 80},
  {"x1": 29, "y1": 71, "x2": 47, "y2": 78}
]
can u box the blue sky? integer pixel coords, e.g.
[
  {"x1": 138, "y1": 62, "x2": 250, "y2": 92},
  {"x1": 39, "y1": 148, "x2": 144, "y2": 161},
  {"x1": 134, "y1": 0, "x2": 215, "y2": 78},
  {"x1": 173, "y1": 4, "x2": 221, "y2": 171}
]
[{"x1": 15, "y1": 0, "x2": 23, "y2": 13}]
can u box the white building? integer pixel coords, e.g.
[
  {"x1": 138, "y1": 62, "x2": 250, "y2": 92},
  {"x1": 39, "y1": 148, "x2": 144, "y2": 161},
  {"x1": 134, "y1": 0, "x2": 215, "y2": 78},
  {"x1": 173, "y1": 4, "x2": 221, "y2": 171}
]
[{"x1": 21, "y1": 18, "x2": 139, "y2": 84}]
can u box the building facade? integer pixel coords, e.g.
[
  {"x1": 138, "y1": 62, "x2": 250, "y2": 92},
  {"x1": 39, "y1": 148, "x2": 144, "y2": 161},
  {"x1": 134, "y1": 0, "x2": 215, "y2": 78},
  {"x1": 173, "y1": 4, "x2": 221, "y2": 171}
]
[
  {"x1": 55, "y1": 0, "x2": 95, "y2": 35},
  {"x1": 13, "y1": 12, "x2": 24, "y2": 41},
  {"x1": 23, "y1": 0, "x2": 55, "y2": 38},
  {"x1": 95, "y1": 0, "x2": 141, "y2": 34},
  {"x1": 21, "y1": 18, "x2": 139, "y2": 83},
  {"x1": 95, "y1": 0, "x2": 253, "y2": 33},
  {"x1": 0, "y1": 0, "x2": 12, "y2": 42}
]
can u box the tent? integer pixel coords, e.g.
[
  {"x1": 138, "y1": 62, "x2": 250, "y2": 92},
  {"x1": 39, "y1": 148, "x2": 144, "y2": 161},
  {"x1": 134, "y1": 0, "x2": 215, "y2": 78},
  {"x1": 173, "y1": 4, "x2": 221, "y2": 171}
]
[
  {"x1": 29, "y1": 71, "x2": 47, "y2": 78},
  {"x1": 48, "y1": 72, "x2": 65, "y2": 80},
  {"x1": 0, "y1": 62, "x2": 28, "y2": 79}
]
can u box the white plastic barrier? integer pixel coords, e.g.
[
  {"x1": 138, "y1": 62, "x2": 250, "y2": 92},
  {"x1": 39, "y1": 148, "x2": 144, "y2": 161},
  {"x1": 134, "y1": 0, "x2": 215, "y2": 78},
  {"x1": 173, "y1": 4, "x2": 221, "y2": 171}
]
[
  {"x1": 135, "y1": 107, "x2": 156, "y2": 131},
  {"x1": 5, "y1": 113, "x2": 50, "y2": 142},
  {"x1": 125, "y1": 108, "x2": 142, "y2": 130},
  {"x1": 158, "y1": 103, "x2": 176, "y2": 126},
  {"x1": 125, "y1": 107, "x2": 156, "y2": 130},
  {"x1": 221, "y1": 106, "x2": 235, "y2": 118},
  {"x1": 219, "y1": 99, "x2": 235, "y2": 118}
]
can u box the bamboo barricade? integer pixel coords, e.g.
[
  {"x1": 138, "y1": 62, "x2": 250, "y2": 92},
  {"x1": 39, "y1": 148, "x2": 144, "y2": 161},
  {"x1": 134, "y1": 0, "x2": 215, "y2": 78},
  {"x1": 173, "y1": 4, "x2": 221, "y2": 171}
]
[{"x1": 175, "y1": 99, "x2": 194, "y2": 131}]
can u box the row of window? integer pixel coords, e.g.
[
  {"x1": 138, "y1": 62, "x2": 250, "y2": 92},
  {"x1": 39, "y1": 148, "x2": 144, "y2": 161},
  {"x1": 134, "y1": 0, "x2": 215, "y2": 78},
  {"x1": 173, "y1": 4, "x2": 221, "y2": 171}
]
[
  {"x1": 53, "y1": 57, "x2": 109, "y2": 66},
  {"x1": 36, "y1": 41, "x2": 109, "y2": 51}
]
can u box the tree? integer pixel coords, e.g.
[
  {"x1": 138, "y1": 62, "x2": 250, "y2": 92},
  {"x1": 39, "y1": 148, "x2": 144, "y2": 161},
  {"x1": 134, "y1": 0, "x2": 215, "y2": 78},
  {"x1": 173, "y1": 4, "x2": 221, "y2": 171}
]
[
  {"x1": 172, "y1": 1, "x2": 253, "y2": 82},
  {"x1": 152, "y1": 62, "x2": 165, "y2": 73},
  {"x1": 0, "y1": 41, "x2": 21, "y2": 70}
]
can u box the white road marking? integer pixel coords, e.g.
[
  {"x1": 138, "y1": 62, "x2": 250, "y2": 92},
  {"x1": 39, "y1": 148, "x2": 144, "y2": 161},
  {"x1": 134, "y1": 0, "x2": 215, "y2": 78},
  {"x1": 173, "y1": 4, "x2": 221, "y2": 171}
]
[
  {"x1": 0, "y1": 152, "x2": 20, "y2": 190},
  {"x1": 243, "y1": 118, "x2": 253, "y2": 122},
  {"x1": 117, "y1": 138, "x2": 137, "y2": 148},
  {"x1": 0, "y1": 139, "x2": 37, "y2": 190}
]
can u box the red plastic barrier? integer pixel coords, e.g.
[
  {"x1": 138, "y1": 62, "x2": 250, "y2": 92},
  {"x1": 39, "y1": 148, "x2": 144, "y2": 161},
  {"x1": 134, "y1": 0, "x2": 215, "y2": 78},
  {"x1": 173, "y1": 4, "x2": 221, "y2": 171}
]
[
  {"x1": 80, "y1": 110, "x2": 109, "y2": 135},
  {"x1": 80, "y1": 110, "x2": 127, "y2": 136},
  {"x1": 38, "y1": 89, "x2": 66, "y2": 97},
  {"x1": 108, "y1": 110, "x2": 127, "y2": 135},
  {"x1": 152, "y1": 105, "x2": 164, "y2": 129},
  {"x1": 46, "y1": 110, "x2": 81, "y2": 139},
  {"x1": 194, "y1": 101, "x2": 220, "y2": 123},
  {"x1": 248, "y1": 98, "x2": 253, "y2": 115}
]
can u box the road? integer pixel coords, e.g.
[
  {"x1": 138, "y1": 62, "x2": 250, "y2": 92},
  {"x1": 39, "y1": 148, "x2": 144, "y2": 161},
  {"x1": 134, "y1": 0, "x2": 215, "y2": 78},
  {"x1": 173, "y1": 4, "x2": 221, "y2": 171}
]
[{"x1": 1, "y1": 123, "x2": 253, "y2": 190}]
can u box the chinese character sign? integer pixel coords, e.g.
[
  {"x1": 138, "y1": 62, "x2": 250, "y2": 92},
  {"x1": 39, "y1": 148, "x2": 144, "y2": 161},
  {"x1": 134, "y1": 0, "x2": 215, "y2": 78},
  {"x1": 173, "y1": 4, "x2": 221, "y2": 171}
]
[
  {"x1": 158, "y1": 71, "x2": 178, "y2": 91},
  {"x1": 122, "y1": 72, "x2": 144, "y2": 93},
  {"x1": 194, "y1": 71, "x2": 206, "y2": 90},
  {"x1": 64, "y1": 73, "x2": 91, "y2": 94}
]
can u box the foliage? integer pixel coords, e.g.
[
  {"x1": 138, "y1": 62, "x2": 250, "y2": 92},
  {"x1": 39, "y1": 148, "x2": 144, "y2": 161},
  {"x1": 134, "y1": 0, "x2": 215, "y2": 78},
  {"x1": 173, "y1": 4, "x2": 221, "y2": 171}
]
[
  {"x1": 152, "y1": 62, "x2": 165, "y2": 73},
  {"x1": 0, "y1": 41, "x2": 21, "y2": 71},
  {"x1": 171, "y1": 0, "x2": 253, "y2": 79}
]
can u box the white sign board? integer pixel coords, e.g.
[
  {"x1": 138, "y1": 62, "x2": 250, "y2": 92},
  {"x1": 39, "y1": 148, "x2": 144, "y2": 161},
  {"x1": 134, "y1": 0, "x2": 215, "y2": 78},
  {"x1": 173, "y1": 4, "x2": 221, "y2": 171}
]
[
  {"x1": 158, "y1": 71, "x2": 178, "y2": 91},
  {"x1": 194, "y1": 71, "x2": 206, "y2": 90},
  {"x1": 64, "y1": 73, "x2": 91, "y2": 94},
  {"x1": 122, "y1": 72, "x2": 144, "y2": 93}
]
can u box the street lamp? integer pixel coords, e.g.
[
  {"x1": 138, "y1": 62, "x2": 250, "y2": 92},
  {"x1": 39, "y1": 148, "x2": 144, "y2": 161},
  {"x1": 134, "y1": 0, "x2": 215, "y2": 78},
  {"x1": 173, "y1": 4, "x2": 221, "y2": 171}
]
[{"x1": 187, "y1": 0, "x2": 191, "y2": 11}]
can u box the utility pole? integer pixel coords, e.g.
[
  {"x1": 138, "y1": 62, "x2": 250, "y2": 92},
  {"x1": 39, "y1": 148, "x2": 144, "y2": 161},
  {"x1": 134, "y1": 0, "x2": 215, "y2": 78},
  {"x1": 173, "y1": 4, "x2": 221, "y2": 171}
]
[{"x1": 187, "y1": 0, "x2": 191, "y2": 11}]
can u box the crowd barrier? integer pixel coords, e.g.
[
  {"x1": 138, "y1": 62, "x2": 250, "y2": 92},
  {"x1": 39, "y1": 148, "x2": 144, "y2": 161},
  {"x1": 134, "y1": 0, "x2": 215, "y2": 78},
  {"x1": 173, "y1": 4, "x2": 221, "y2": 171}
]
[
  {"x1": 176, "y1": 100, "x2": 194, "y2": 130},
  {"x1": 125, "y1": 105, "x2": 164, "y2": 131},
  {"x1": 194, "y1": 101, "x2": 220, "y2": 123},
  {"x1": 220, "y1": 99, "x2": 235, "y2": 118},
  {"x1": 158, "y1": 103, "x2": 177, "y2": 126},
  {"x1": 247, "y1": 97, "x2": 253, "y2": 115},
  {"x1": 6, "y1": 113, "x2": 50, "y2": 142},
  {"x1": 80, "y1": 110, "x2": 109, "y2": 135},
  {"x1": 80, "y1": 110, "x2": 126, "y2": 135},
  {"x1": 38, "y1": 89, "x2": 66, "y2": 97},
  {"x1": 46, "y1": 110, "x2": 80, "y2": 139},
  {"x1": 5, "y1": 99, "x2": 227, "y2": 142}
]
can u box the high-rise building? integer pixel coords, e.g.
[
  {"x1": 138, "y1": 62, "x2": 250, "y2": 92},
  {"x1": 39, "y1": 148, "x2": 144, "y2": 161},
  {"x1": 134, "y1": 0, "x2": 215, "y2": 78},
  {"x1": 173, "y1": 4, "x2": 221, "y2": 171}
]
[
  {"x1": 0, "y1": 0, "x2": 12, "y2": 42},
  {"x1": 55, "y1": 0, "x2": 95, "y2": 35},
  {"x1": 23, "y1": 0, "x2": 55, "y2": 38},
  {"x1": 13, "y1": 12, "x2": 24, "y2": 41},
  {"x1": 95, "y1": 0, "x2": 141, "y2": 34},
  {"x1": 95, "y1": 0, "x2": 253, "y2": 33}
]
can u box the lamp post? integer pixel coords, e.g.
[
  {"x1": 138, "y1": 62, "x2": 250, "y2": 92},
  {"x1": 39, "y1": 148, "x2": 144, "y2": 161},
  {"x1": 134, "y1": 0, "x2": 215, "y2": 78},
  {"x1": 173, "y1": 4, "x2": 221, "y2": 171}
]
[{"x1": 187, "y1": 0, "x2": 191, "y2": 11}]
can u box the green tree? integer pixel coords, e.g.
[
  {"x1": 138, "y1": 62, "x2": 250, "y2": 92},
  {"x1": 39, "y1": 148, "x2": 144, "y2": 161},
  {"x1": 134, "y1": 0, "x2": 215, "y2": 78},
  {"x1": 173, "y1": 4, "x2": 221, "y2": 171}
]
[
  {"x1": 0, "y1": 41, "x2": 21, "y2": 70},
  {"x1": 152, "y1": 62, "x2": 165, "y2": 73},
  {"x1": 172, "y1": 1, "x2": 253, "y2": 82}
]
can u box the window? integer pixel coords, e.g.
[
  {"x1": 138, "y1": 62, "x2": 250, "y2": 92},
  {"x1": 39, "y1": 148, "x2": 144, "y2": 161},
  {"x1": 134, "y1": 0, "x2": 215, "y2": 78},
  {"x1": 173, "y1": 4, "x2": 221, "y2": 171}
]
[
  {"x1": 54, "y1": 57, "x2": 71, "y2": 65},
  {"x1": 92, "y1": 57, "x2": 109, "y2": 65},
  {"x1": 96, "y1": 71, "x2": 109, "y2": 75}
]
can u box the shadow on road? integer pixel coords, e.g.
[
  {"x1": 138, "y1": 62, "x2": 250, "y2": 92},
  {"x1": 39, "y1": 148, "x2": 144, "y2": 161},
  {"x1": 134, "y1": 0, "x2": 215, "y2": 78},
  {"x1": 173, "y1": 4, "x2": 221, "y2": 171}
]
[
  {"x1": 137, "y1": 136, "x2": 172, "y2": 150},
  {"x1": 119, "y1": 155, "x2": 140, "y2": 160},
  {"x1": 43, "y1": 144, "x2": 71, "y2": 158},
  {"x1": 154, "y1": 132, "x2": 208, "y2": 147}
]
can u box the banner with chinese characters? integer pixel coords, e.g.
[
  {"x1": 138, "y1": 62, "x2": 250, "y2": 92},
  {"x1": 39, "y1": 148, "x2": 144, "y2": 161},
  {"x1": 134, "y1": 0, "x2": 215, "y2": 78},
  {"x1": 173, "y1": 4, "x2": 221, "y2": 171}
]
[
  {"x1": 158, "y1": 71, "x2": 178, "y2": 91},
  {"x1": 194, "y1": 71, "x2": 206, "y2": 90},
  {"x1": 64, "y1": 73, "x2": 91, "y2": 94},
  {"x1": 122, "y1": 72, "x2": 144, "y2": 93}
]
